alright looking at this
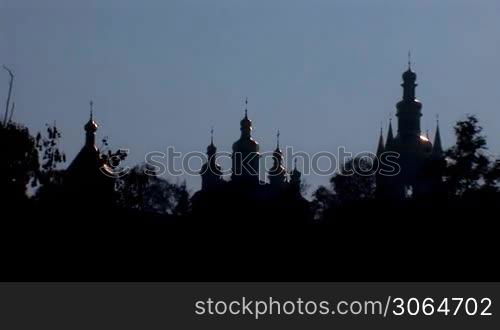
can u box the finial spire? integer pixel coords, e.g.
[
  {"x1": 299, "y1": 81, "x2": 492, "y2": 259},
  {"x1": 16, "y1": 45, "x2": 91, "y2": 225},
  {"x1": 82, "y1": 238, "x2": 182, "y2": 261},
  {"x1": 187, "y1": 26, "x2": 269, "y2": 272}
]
[
  {"x1": 244, "y1": 97, "x2": 248, "y2": 118},
  {"x1": 89, "y1": 100, "x2": 94, "y2": 120},
  {"x1": 210, "y1": 126, "x2": 214, "y2": 145},
  {"x1": 407, "y1": 50, "x2": 412, "y2": 70},
  {"x1": 276, "y1": 129, "x2": 280, "y2": 149}
]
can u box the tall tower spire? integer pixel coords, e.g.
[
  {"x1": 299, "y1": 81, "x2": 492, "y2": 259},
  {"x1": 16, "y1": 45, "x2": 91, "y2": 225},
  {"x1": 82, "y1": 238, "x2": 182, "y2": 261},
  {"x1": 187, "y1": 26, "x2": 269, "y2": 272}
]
[{"x1": 432, "y1": 115, "x2": 443, "y2": 157}]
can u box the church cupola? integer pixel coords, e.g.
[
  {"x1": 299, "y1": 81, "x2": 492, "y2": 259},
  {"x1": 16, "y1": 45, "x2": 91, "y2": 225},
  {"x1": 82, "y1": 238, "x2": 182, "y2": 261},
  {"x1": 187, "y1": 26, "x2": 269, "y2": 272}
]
[
  {"x1": 232, "y1": 98, "x2": 259, "y2": 154},
  {"x1": 268, "y1": 130, "x2": 287, "y2": 186},
  {"x1": 401, "y1": 51, "x2": 418, "y2": 101},
  {"x1": 402, "y1": 68, "x2": 417, "y2": 100},
  {"x1": 231, "y1": 98, "x2": 260, "y2": 183},
  {"x1": 201, "y1": 127, "x2": 222, "y2": 191},
  {"x1": 84, "y1": 101, "x2": 98, "y2": 150},
  {"x1": 240, "y1": 109, "x2": 252, "y2": 138},
  {"x1": 396, "y1": 52, "x2": 423, "y2": 140},
  {"x1": 207, "y1": 127, "x2": 217, "y2": 157}
]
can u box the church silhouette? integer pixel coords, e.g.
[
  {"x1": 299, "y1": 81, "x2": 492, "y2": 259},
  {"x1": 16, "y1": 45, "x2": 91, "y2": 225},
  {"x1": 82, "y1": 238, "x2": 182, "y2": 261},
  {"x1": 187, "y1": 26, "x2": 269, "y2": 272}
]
[
  {"x1": 62, "y1": 61, "x2": 447, "y2": 222},
  {"x1": 376, "y1": 61, "x2": 445, "y2": 200},
  {"x1": 191, "y1": 98, "x2": 311, "y2": 223},
  {"x1": 2, "y1": 60, "x2": 499, "y2": 283}
]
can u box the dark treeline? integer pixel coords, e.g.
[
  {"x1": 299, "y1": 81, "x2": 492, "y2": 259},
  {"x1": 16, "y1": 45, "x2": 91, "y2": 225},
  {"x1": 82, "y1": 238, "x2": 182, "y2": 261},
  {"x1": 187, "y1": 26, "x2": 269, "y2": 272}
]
[
  {"x1": 2, "y1": 114, "x2": 500, "y2": 224},
  {"x1": 1, "y1": 66, "x2": 499, "y2": 281},
  {"x1": 2, "y1": 115, "x2": 498, "y2": 281}
]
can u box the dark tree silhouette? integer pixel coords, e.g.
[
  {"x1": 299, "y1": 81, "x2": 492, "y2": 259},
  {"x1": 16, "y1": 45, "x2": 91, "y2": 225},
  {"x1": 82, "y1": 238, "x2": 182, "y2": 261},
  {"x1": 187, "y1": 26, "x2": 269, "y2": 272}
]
[
  {"x1": 0, "y1": 122, "x2": 39, "y2": 205},
  {"x1": 32, "y1": 123, "x2": 66, "y2": 202},
  {"x1": 330, "y1": 156, "x2": 376, "y2": 203},
  {"x1": 171, "y1": 180, "x2": 191, "y2": 216},
  {"x1": 311, "y1": 156, "x2": 376, "y2": 221},
  {"x1": 115, "y1": 164, "x2": 191, "y2": 216},
  {"x1": 310, "y1": 185, "x2": 336, "y2": 221},
  {"x1": 444, "y1": 115, "x2": 493, "y2": 197}
]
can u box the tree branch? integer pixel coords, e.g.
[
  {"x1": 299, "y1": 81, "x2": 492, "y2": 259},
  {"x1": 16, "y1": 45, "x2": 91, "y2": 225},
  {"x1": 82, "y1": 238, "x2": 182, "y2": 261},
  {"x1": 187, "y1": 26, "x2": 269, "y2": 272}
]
[{"x1": 2, "y1": 65, "x2": 14, "y2": 126}]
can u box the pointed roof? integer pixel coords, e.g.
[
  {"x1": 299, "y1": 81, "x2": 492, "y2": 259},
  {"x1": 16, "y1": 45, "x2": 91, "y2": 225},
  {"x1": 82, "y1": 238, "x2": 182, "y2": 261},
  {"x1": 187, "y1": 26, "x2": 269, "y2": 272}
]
[
  {"x1": 290, "y1": 158, "x2": 302, "y2": 183},
  {"x1": 376, "y1": 126, "x2": 385, "y2": 156},
  {"x1": 386, "y1": 118, "x2": 394, "y2": 148},
  {"x1": 432, "y1": 118, "x2": 443, "y2": 157}
]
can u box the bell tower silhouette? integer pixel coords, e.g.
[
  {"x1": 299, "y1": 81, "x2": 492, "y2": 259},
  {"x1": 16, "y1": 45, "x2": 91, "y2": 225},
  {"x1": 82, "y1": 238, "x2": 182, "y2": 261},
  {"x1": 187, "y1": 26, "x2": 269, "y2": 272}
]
[{"x1": 396, "y1": 52, "x2": 423, "y2": 142}]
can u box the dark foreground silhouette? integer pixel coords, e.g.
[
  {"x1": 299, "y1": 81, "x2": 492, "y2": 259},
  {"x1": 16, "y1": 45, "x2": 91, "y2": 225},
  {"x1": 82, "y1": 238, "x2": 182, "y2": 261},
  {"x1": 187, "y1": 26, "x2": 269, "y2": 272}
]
[
  {"x1": 1, "y1": 197, "x2": 497, "y2": 282},
  {"x1": 2, "y1": 64, "x2": 499, "y2": 281}
]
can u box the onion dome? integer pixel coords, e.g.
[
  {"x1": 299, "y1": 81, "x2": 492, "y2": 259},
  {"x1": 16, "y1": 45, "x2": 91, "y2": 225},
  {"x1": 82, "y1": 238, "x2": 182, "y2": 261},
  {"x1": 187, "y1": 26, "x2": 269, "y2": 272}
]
[
  {"x1": 232, "y1": 99, "x2": 259, "y2": 153},
  {"x1": 403, "y1": 50, "x2": 417, "y2": 82},
  {"x1": 240, "y1": 111, "x2": 252, "y2": 129},
  {"x1": 84, "y1": 114, "x2": 98, "y2": 133},
  {"x1": 402, "y1": 68, "x2": 417, "y2": 82}
]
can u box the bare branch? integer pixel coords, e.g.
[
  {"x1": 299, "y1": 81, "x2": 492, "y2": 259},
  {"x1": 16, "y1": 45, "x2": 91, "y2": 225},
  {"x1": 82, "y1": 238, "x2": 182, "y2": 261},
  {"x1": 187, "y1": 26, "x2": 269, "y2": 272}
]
[
  {"x1": 2, "y1": 65, "x2": 14, "y2": 126},
  {"x1": 8, "y1": 101, "x2": 15, "y2": 123},
  {"x1": 2, "y1": 65, "x2": 14, "y2": 79}
]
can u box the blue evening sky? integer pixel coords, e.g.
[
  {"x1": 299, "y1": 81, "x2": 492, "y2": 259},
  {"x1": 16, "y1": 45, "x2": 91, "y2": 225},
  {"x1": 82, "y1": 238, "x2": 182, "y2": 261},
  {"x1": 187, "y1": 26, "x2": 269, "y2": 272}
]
[{"x1": 2, "y1": 0, "x2": 499, "y2": 195}]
